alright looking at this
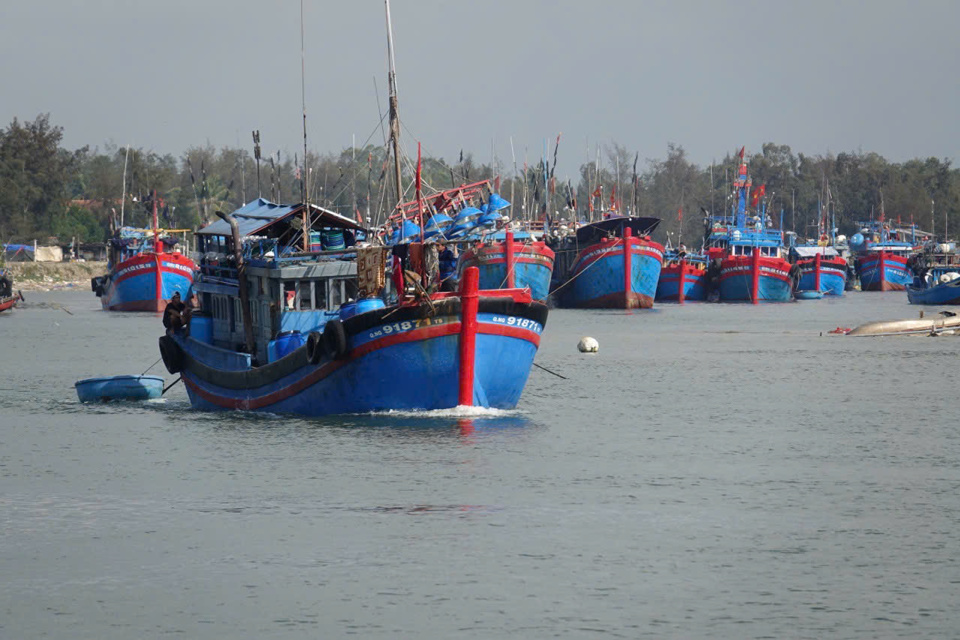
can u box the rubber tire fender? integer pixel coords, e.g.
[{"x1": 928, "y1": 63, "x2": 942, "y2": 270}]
[
  {"x1": 322, "y1": 319, "x2": 348, "y2": 360},
  {"x1": 158, "y1": 335, "x2": 183, "y2": 374},
  {"x1": 305, "y1": 331, "x2": 324, "y2": 364}
]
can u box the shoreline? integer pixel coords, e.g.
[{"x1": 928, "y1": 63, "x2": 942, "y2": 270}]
[{"x1": 3, "y1": 261, "x2": 106, "y2": 292}]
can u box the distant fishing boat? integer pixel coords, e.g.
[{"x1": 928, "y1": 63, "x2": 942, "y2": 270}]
[
  {"x1": 75, "y1": 375, "x2": 164, "y2": 403},
  {"x1": 388, "y1": 180, "x2": 555, "y2": 301},
  {"x1": 849, "y1": 219, "x2": 919, "y2": 291},
  {"x1": 656, "y1": 249, "x2": 708, "y2": 303},
  {"x1": 704, "y1": 148, "x2": 793, "y2": 303},
  {"x1": 550, "y1": 216, "x2": 664, "y2": 309},
  {"x1": 0, "y1": 267, "x2": 22, "y2": 312},
  {"x1": 906, "y1": 242, "x2": 960, "y2": 305},
  {"x1": 790, "y1": 246, "x2": 848, "y2": 296},
  {"x1": 93, "y1": 190, "x2": 195, "y2": 311}
]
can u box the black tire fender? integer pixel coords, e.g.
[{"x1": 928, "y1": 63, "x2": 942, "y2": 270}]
[
  {"x1": 158, "y1": 335, "x2": 183, "y2": 374},
  {"x1": 305, "y1": 331, "x2": 324, "y2": 364},
  {"x1": 322, "y1": 319, "x2": 348, "y2": 359}
]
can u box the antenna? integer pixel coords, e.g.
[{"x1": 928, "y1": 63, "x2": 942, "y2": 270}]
[
  {"x1": 120, "y1": 144, "x2": 130, "y2": 227},
  {"x1": 252, "y1": 130, "x2": 261, "y2": 197}
]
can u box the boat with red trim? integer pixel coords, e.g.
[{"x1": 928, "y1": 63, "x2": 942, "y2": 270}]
[
  {"x1": 0, "y1": 268, "x2": 22, "y2": 312},
  {"x1": 849, "y1": 220, "x2": 920, "y2": 291},
  {"x1": 550, "y1": 216, "x2": 664, "y2": 309},
  {"x1": 656, "y1": 248, "x2": 708, "y2": 303},
  {"x1": 93, "y1": 191, "x2": 195, "y2": 312},
  {"x1": 705, "y1": 149, "x2": 793, "y2": 303},
  {"x1": 388, "y1": 180, "x2": 555, "y2": 301},
  {"x1": 790, "y1": 246, "x2": 848, "y2": 296}
]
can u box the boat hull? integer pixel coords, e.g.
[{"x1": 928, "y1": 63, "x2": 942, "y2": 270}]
[
  {"x1": 857, "y1": 251, "x2": 912, "y2": 291},
  {"x1": 656, "y1": 261, "x2": 707, "y2": 302},
  {"x1": 907, "y1": 279, "x2": 960, "y2": 305},
  {"x1": 100, "y1": 252, "x2": 195, "y2": 312},
  {"x1": 458, "y1": 240, "x2": 555, "y2": 301},
  {"x1": 75, "y1": 375, "x2": 165, "y2": 402},
  {"x1": 560, "y1": 237, "x2": 663, "y2": 309},
  {"x1": 719, "y1": 256, "x2": 793, "y2": 302},
  {"x1": 0, "y1": 294, "x2": 20, "y2": 313},
  {"x1": 796, "y1": 257, "x2": 847, "y2": 296},
  {"x1": 169, "y1": 294, "x2": 547, "y2": 416}
]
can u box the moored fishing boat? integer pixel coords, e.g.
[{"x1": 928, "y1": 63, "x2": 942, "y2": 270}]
[
  {"x1": 0, "y1": 267, "x2": 22, "y2": 312},
  {"x1": 656, "y1": 248, "x2": 708, "y2": 303},
  {"x1": 849, "y1": 220, "x2": 919, "y2": 291},
  {"x1": 551, "y1": 216, "x2": 664, "y2": 309},
  {"x1": 906, "y1": 243, "x2": 960, "y2": 305},
  {"x1": 388, "y1": 180, "x2": 555, "y2": 301},
  {"x1": 93, "y1": 191, "x2": 195, "y2": 311},
  {"x1": 705, "y1": 148, "x2": 793, "y2": 303},
  {"x1": 790, "y1": 246, "x2": 848, "y2": 296}
]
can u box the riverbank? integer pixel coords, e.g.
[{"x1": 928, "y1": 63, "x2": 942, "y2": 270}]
[{"x1": 3, "y1": 261, "x2": 105, "y2": 292}]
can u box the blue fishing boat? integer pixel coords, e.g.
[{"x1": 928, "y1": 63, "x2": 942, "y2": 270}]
[
  {"x1": 907, "y1": 243, "x2": 960, "y2": 305},
  {"x1": 705, "y1": 150, "x2": 793, "y2": 303},
  {"x1": 849, "y1": 220, "x2": 920, "y2": 291},
  {"x1": 388, "y1": 180, "x2": 555, "y2": 301},
  {"x1": 164, "y1": 190, "x2": 547, "y2": 415},
  {"x1": 93, "y1": 191, "x2": 195, "y2": 312},
  {"x1": 789, "y1": 246, "x2": 848, "y2": 296},
  {"x1": 75, "y1": 375, "x2": 164, "y2": 403},
  {"x1": 656, "y1": 249, "x2": 708, "y2": 303},
  {"x1": 550, "y1": 217, "x2": 664, "y2": 309}
]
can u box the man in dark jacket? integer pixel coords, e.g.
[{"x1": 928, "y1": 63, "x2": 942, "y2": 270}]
[{"x1": 163, "y1": 292, "x2": 187, "y2": 333}]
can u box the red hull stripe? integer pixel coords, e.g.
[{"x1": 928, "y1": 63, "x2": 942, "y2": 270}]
[{"x1": 184, "y1": 320, "x2": 540, "y2": 410}]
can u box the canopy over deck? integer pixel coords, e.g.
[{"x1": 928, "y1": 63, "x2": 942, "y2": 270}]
[
  {"x1": 196, "y1": 198, "x2": 367, "y2": 238},
  {"x1": 574, "y1": 217, "x2": 661, "y2": 245}
]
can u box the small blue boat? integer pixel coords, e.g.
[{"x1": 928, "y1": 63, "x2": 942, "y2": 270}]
[
  {"x1": 75, "y1": 375, "x2": 165, "y2": 403},
  {"x1": 794, "y1": 290, "x2": 824, "y2": 300},
  {"x1": 907, "y1": 245, "x2": 960, "y2": 305}
]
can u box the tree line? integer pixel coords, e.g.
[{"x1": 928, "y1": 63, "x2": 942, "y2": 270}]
[{"x1": 2, "y1": 113, "x2": 958, "y2": 247}]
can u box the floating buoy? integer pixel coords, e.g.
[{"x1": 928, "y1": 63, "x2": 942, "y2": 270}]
[{"x1": 577, "y1": 336, "x2": 599, "y2": 353}]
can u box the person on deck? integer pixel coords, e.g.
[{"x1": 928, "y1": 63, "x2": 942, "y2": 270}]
[{"x1": 162, "y1": 292, "x2": 187, "y2": 334}]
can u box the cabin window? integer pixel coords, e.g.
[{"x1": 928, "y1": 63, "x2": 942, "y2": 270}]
[
  {"x1": 300, "y1": 280, "x2": 313, "y2": 310},
  {"x1": 314, "y1": 280, "x2": 327, "y2": 310},
  {"x1": 283, "y1": 281, "x2": 296, "y2": 310},
  {"x1": 344, "y1": 279, "x2": 358, "y2": 303},
  {"x1": 329, "y1": 279, "x2": 343, "y2": 308}
]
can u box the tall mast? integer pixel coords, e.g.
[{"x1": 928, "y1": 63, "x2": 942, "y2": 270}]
[
  {"x1": 300, "y1": 0, "x2": 310, "y2": 251},
  {"x1": 120, "y1": 145, "x2": 129, "y2": 227},
  {"x1": 385, "y1": 0, "x2": 403, "y2": 207}
]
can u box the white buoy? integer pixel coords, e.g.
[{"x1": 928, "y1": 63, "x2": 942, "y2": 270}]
[{"x1": 577, "y1": 336, "x2": 599, "y2": 353}]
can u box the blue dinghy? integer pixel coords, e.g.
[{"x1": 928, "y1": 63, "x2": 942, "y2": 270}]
[
  {"x1": 794, "y1": 290, "x2": 824, "y2": 300},
  {"x1": 75, "y1": 375, "x2": 165, "y2": 403}
]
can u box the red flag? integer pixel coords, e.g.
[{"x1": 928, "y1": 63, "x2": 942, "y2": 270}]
[
  {"x1": 750, "y1": 184, "x2": 765, "y2": 208},
  {"x1": 592, "y1": 186, "x2": 602, "y2": 199},
  {"x1": 678, "y1": 206, "x2": 683, "y2": 223},
  {"x1": 549, "y1": 177, "x2": 556, "y2": 194},
  {"x1": 738, "y1": 146, "x2": 745, "y2": 160},
  {"x1": 494, "y1": 175, "x2": 501, "y2": 192},
  {"x1": 610, "y1": 185, "x2": 616, "y2": 207},
  {"x1": 356, "y1": 208, "x2": 364, "y2": 226}
]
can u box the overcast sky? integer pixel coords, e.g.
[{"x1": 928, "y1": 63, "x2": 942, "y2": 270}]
[{"x1": 1, "y1": 0, "x2": 957, "y2": 180}]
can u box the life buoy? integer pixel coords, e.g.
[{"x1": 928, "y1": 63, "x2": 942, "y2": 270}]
[
  {"x1": 158, "y1": 335, "x2": 183, "y2": 374},
  {"x1": 322, "y1": 319, "x2": 348, "y2": 360},
  {"x1": 305, "y1": 331, "x2": 324, "y2": 364}
]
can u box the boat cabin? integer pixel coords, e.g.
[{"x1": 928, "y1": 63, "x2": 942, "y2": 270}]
[{"x1": 192, "y1": 198, "x2": 370, "y2": 361}]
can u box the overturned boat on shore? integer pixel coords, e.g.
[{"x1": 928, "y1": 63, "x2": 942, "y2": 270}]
[{"x1": 846, "y1": 310, "x2": 960, "y2": 337}]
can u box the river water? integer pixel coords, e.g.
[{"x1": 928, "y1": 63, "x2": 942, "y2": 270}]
[{"x1": 2, "y1": 288, "x2": 959, "y2": 638}]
